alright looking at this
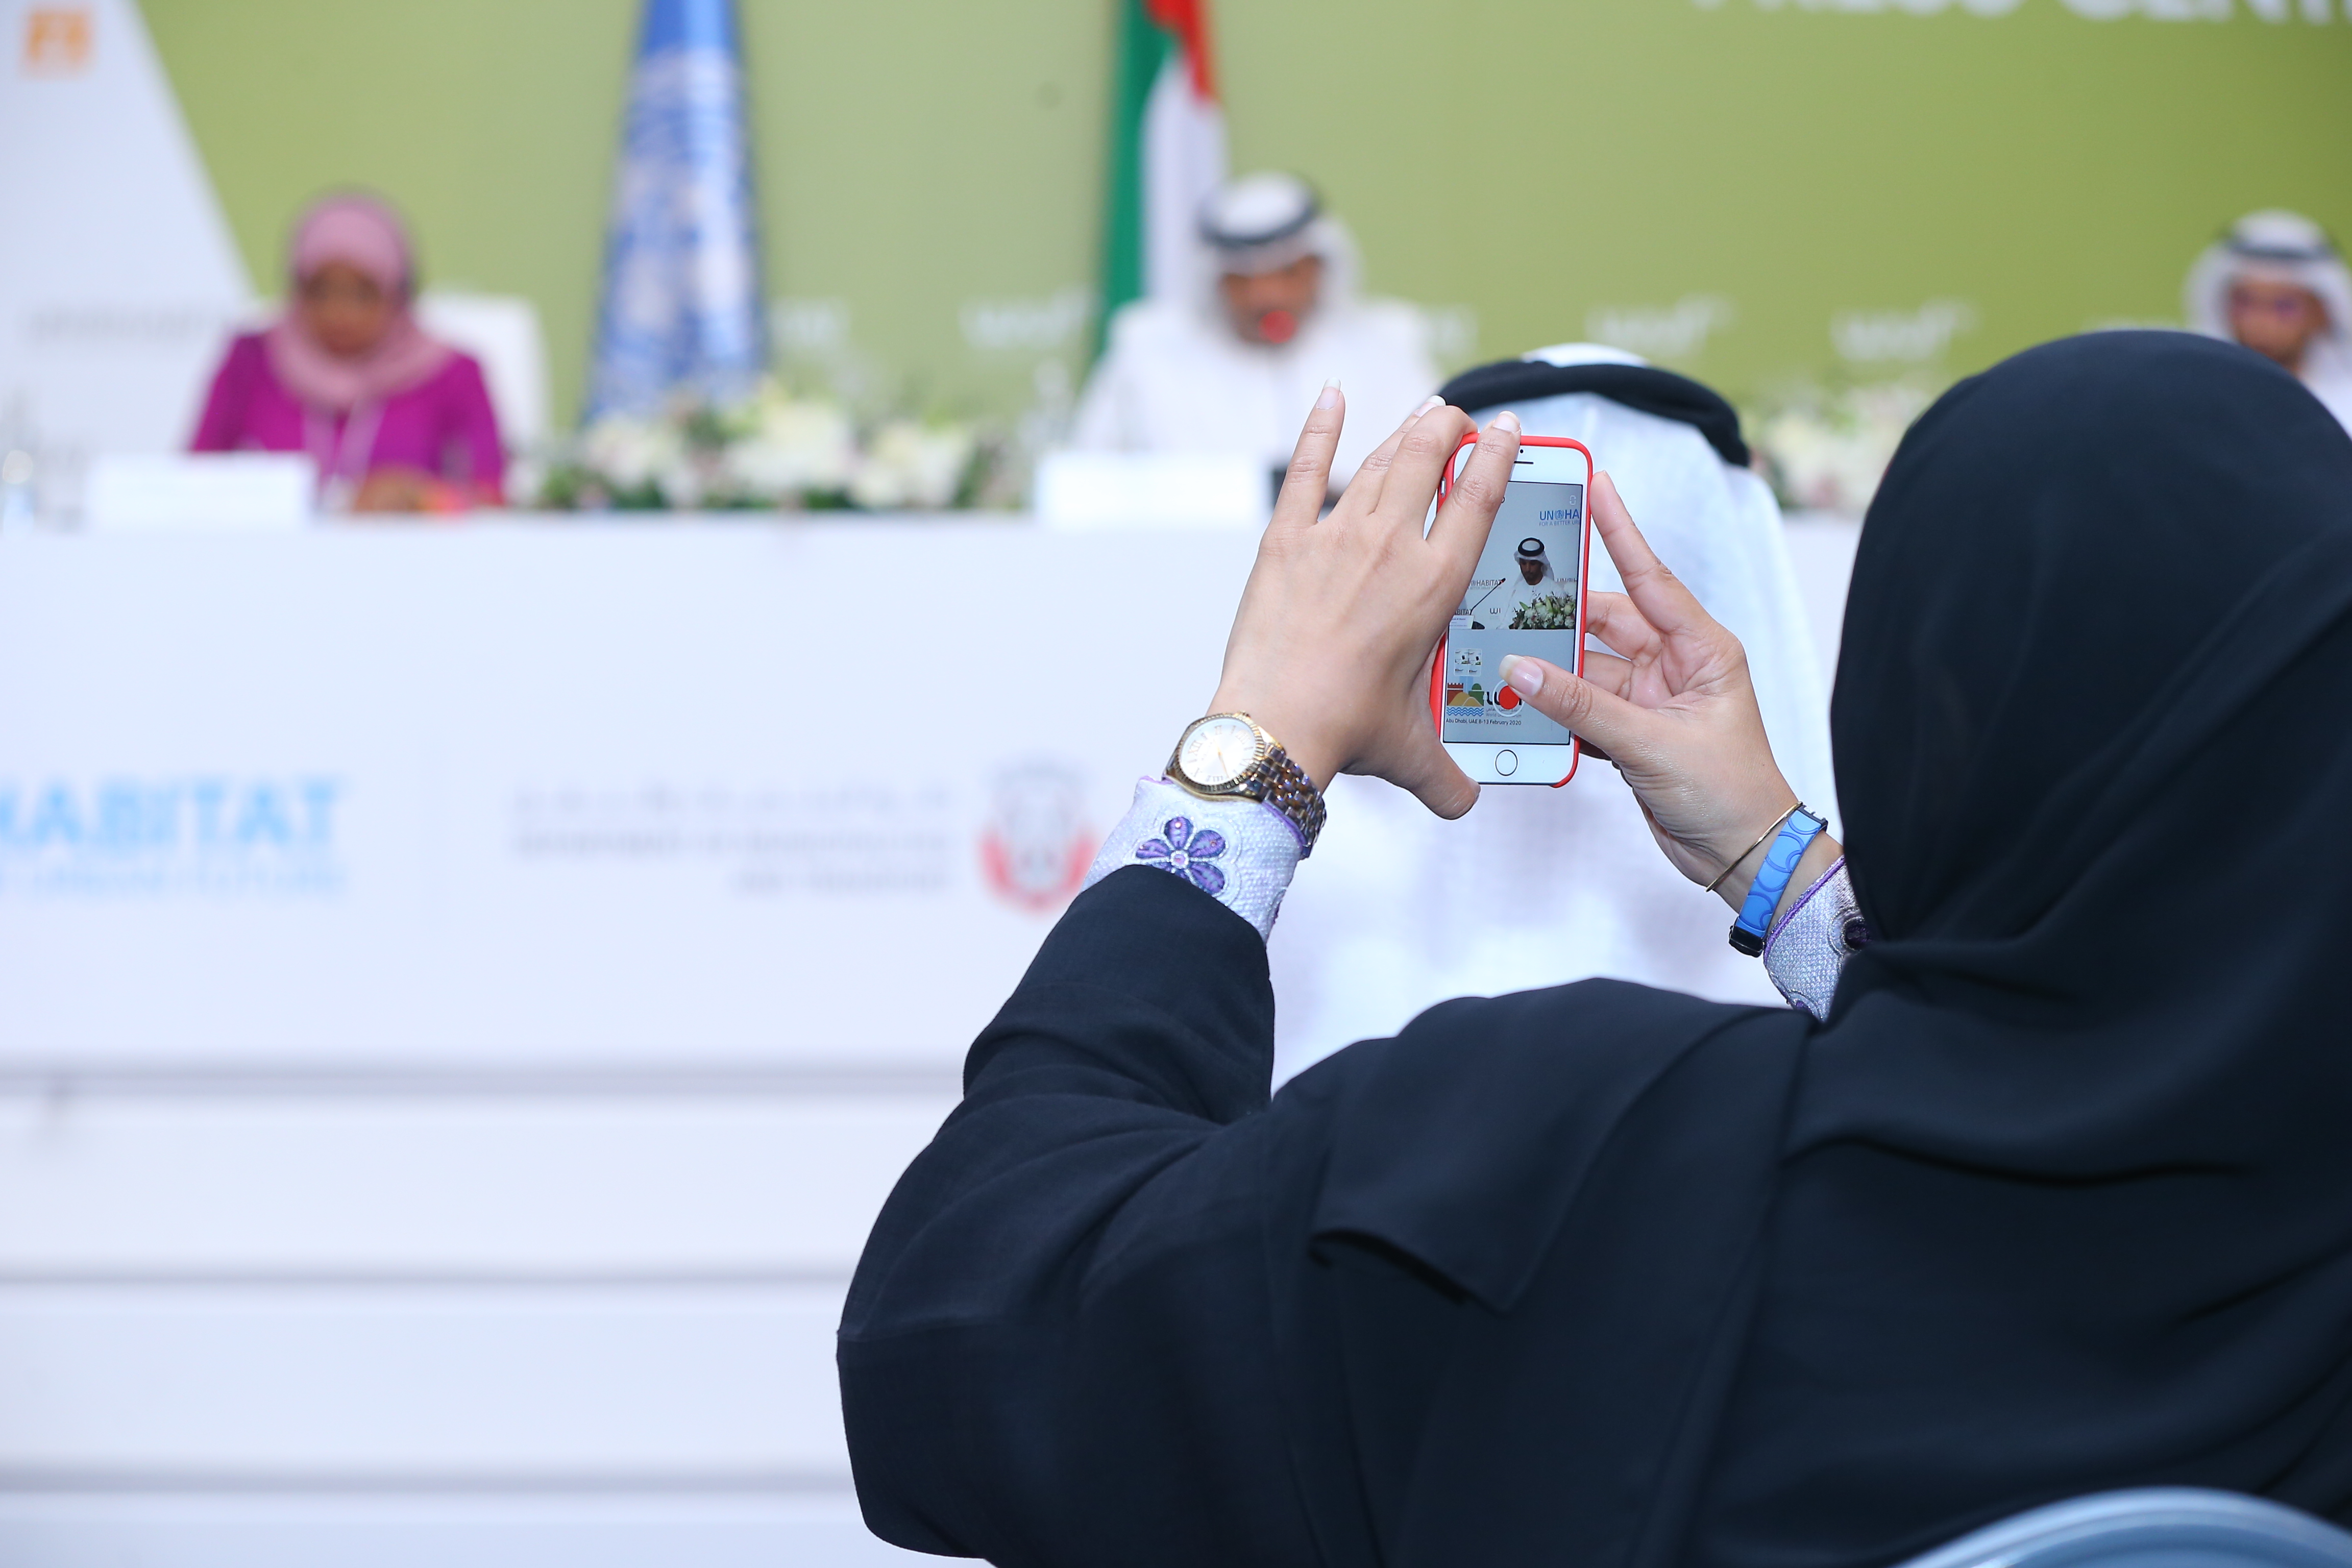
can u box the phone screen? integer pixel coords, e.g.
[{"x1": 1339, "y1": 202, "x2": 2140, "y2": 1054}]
[{"x1": 1440, "y1": 478, "x2": 1584, "y2": 744}]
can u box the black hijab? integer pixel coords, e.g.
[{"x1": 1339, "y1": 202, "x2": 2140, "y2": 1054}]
[
  {"x1": 841, "y1": 332, "x2": 2352, "y2": 1568},
  {"x1": 1692, "y1": 332, "x2": 2352, "y2": 1560}
]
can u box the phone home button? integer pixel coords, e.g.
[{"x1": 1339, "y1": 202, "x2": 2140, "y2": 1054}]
[{"x1": 1494, "y1": 749, "x2": 1519, "y2": 777}]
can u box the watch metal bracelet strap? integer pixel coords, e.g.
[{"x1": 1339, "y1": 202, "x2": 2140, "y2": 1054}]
[
  {"x1": 1728, "y1": 804, "x2": 1828, "y2": 957},
  {"x1": 1253, "y1": 743, "x2": 1328, "y2": 855}
]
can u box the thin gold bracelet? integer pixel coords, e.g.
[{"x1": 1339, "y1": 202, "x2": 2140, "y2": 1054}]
[{"x1": 1702, "y1": 802, "x2": 1801, "y2": 895}]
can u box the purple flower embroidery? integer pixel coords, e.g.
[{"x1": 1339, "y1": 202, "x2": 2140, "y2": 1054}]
[{"x1": 1134, "y1": 815, "x2": 1228, "y2": 897}]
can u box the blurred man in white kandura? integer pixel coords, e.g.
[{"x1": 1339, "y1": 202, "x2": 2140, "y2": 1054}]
[
  {"x1": 1073, "y1": 172, "x2": 1440, "y2": 488},
  {"x1": 2187, "y1": 210, "x2": 2352, "y2": 435}
]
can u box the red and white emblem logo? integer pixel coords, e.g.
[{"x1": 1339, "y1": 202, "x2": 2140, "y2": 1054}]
[{"x1": 978, "y1": 761, "x2": 1092, "y2": 912}]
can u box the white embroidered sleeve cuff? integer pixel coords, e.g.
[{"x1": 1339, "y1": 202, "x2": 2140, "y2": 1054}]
[
  {"x1": 1082, "y1": 777, "x2": 1305, "y2": 940},
  {"x1": 1761, "y1": 856, "x2": 1867, "y2": 1022}
]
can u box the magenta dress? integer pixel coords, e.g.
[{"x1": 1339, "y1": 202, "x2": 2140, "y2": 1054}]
[{"x1": 191, "y1": 332, "x2": 506, "y2": 498}]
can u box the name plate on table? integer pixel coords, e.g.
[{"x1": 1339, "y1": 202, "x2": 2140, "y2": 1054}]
[
  {"x1": 84, "y1": 453, "x2": 316, "y2": 532},
  {"x1": 1034, "y1": 451, "x2": 1268, "y2": 531}
]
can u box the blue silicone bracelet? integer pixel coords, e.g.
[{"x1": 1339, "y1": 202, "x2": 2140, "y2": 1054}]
[{"x1": 1729, "y1": 805, "x2": 1827, "y2": 956}]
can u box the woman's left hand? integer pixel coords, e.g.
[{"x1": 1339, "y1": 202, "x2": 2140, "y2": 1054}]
[
  {"x1": 1494, "y1": 473, "x2": 1834, "y2": 908},
  {"x1": 1206, "y1": 387, "x2": 1522, "y2": 819}
]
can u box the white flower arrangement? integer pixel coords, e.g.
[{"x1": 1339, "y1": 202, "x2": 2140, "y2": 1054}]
[
  {"x1": 577, "y1": 413, "x2": 682, "y2": 493},
  {"x1": 1747, "y1": 381, "x2": 1939, "y2": 517},
  {"x1": 534, "y1": 379, "x2": 998, "y2": 513},
  {"x1": 724, "y1": 391, "x2": 856, "y2": 499},
  {"x1": 849, "y1": 420, "x2": 978, "y2": 511}
]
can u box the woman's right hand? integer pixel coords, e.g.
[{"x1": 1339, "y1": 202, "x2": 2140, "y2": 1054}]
[
  {"x1": 1501, "y1": 473, "x2": 1838, "y2": 910},
  {"x1": 352, "y1": 464, "x2": 437, "y2": 513}
]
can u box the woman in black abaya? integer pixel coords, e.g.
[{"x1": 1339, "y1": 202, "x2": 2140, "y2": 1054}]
[{"x1": 840, "y1": 333, "x2": 2352, "y2": 1567}]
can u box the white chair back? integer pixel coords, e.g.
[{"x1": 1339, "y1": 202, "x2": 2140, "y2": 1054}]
[{"x1": 416, "y1": 291, "x2": 550, "y2": 450}]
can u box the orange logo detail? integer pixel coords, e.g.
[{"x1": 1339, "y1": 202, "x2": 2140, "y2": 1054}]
[{"x1": 23, "y1": 7, "x2": 93, "y2": 76}]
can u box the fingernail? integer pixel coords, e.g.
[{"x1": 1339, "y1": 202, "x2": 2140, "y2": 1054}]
[
  {"x1": 1416, "y1": 395, "x2": 1445, "y2": 414},
  {"x1": 1315, "y1": 379, "x2": 1341, "y2": 410},
  {"x1": 1492, "y1": 409, "x2": 1521, "y2": 434},
  {"x1": 1502, "y1": 655, "x2": 1543, "y2": 695}
]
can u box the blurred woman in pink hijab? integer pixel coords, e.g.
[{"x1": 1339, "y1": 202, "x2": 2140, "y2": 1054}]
[{"x1": 191, "y1": 193, "x2": 504, "y2": 512}]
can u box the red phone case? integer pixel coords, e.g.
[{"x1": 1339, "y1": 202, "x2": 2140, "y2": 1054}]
[{"x1": 1430, "y1": 432, "x2": 1597, "y2": 788}]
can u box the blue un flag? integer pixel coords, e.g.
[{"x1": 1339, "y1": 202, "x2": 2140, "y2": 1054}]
[{"x1": 587, "y1": 0, "x2": 766, "y2": 420}]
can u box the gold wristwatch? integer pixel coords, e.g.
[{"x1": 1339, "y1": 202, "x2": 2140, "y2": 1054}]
[{"x1": 1165, "y1": 713, "x2": 1328, "y2": 855}]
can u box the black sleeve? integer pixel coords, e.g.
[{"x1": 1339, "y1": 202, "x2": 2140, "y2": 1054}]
[
  {"x1": 837, "y1": 865, "x2": 1328, "y2": 1566},
  {"x1": 838, "y1": 862, "x2": 1803, "y2": 1568}
]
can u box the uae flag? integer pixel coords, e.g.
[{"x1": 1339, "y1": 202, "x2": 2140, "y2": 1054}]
[{"x1": 1097, "y1": 0, "x2": 1226, "y2": 345}]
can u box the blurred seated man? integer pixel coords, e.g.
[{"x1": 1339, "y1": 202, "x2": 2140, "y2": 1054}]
[
  {"x1": 192, "y1": 193, "x2": 504, "y2": 512},
  {"x1": 1072, "y1": 173, "x2": 1439, "y2": 489},
  {"x1": 2186, "y1": 210, "x2": 2352, "y2": 434}
]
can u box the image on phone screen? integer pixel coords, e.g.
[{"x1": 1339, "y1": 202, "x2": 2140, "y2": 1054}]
[{"x1": 1440, "y1": 478, "x2": 1583, "y2": 744}]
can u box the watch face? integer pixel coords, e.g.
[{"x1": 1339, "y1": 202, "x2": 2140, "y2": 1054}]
[{"x1": 1179, "y1": 716, "x2": 1261, "y2": 788}]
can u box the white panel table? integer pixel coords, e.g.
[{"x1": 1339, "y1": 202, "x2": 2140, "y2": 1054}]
[
  {"x1": 0, "y1": 513, "x2": 1860, "y2": 1566},
  {"x1": 0, "y1": 516, "x2": 1269, "y2": 1566}
]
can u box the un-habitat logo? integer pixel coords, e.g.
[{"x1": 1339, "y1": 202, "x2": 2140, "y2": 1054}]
[{"x1": 0, "y1": 776, "x2": 346, "y2": 897}]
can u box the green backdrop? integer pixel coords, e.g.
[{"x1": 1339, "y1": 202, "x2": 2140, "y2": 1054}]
[{"x1": 142, "y1": 0, "x2": 2352, "y2": 431}]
